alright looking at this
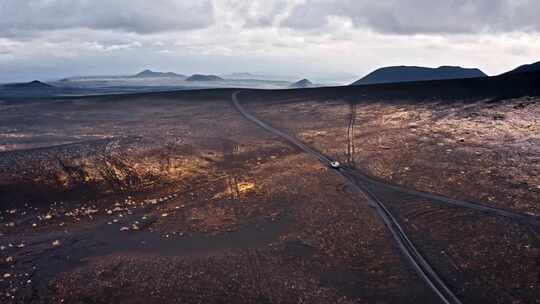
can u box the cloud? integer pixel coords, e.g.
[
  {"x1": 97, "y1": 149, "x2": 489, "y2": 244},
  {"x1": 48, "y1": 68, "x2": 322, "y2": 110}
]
[
  {"x1": 90, "y1": 41, "x2": 143, "y2": 52},
  {"x1": 281, "y1": 0, "x2": 540, "y2": 34},
  {"x1": 0, "y1": 0, "x2": 214, "y2": 35},
  {"x1": 1, "y1": 0, "x2": 540, "y2": 82},
  {"x1": 2, "y1": 0, "x2": 539, "y2": 36},
  {"x1": 222, "y1": 0, "x2": 301, "y2": 27}
]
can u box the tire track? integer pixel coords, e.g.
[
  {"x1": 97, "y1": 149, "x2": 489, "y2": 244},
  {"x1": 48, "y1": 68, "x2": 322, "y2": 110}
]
[{"x1": 232, "y1": 90, "x2": 462, "y2": 304}]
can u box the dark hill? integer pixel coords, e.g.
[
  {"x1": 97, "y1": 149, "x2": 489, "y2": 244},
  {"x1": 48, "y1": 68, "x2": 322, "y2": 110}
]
[
  {"x1": 0, "y1": 80, "x2": 64, "y2": 99},
  {"x1": 503, "y1": 61, "x2": 540, "y2": 75},
  {"x1": 6, "y1": 69, "x2": 534, "y2": 104},
  {"x1": 289, "y1": 79, "x2": 314, "y2": 88},
  {"x1": 186, "y1": 74, "x2": 224, "y2": 82},
  {"x1": 3, "y1": 80, "x2": 54, "y2": 89},
  {"x1": 352, "y1": 66, "x2": 487, "y2": 85},
  {"x1": 235, "y1": 70, "x2": 540, "y2": 103},
  {"x1": 134, "y1": 70, "x2": 185, "y2": 78}
]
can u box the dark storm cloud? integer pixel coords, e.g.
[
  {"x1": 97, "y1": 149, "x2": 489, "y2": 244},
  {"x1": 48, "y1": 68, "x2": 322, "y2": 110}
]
[
  {"x1": 0, "y1": 0, "x2": 214, "y2": 35},
  {"x1": 281, "y1": 0, "x2": 540, "y2": 34}
]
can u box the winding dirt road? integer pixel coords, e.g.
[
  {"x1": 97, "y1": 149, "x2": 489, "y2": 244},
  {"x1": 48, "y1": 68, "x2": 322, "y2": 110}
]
[{"x1": 232, "y1": 90, "x2": 540, "y2": 304}]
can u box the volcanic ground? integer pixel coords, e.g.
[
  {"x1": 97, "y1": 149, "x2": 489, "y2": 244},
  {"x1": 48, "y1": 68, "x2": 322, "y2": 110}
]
[{"x1": 0, "y1": 74, "x2": 539, "y2": 303}]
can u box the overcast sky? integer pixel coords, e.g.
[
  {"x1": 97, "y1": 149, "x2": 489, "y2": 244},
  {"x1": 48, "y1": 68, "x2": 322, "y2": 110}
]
[{"x1": 1, "y1": 0, "x2": 539, "y2": 83}]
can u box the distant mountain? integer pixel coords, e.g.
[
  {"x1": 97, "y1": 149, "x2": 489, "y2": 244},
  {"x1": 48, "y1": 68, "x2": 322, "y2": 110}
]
[
  {"x1": 186, "y1": 74, "x2": 224, "y2": 82},
  {"x1": 0, "y1": 80, "x2": 70, "y2": 98},
  {"x1": 352, "y1": 66, "x2": 487, "y2": 85},
  {"x1": 223, "y1": 73, "x2": 259, "y2": 79},
  {"x1": 503, "y1": 61, "x2": 540, "y2": 75},
  {"x1": 3, "y1": 80, "x2": 54, "y2": 89},
  {"x1": 133, "y1": 69, "x2": 185, "y2": 78},
  {"x1": 59, "y1": 76, "x2": 122, "y2": 82},
  {"x1": 221, "y1": 72, "x2": 298, "y2": 81},
  {"x1": 289, "y1": 79, "x2": 314, "y2": 88}
]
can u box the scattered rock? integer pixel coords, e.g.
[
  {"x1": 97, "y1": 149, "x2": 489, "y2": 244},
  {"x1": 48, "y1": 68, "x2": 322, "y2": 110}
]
[{"x1": 493, "y1": 114, "x2": 505, "y2": 120}]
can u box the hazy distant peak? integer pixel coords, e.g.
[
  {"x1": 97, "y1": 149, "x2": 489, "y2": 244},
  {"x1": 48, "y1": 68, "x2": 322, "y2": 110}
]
[
  {"x1": 352, "y1": 65, "x2": 487, "y2": 85},
  {"x1": 185, "y1": 74, "x2": 224, "y2": 81},
  {"x1": 138, "y1": 69, "x2": 153, "y2": 74},
  {"x1": 134, "y1": 69, "x2": 185, "y2": 78},
  {"x1": 4, "y1": 80, "x2": 54, "y2": 89},
  {"x1": 221, "y1": 72, "x2": 298, "y2": 81},
  {"x1": 226, "y1": 72, "x2": 257, "y2": 78},
  {"x1": 289, "y1": 78, "x2": 314, "y2": 88}
]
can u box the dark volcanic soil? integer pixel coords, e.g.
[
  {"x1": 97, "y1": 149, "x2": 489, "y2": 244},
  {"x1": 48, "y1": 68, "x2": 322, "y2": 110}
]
[
  {"x1": 246, "y1": 95, "x2": 540, "y2": 215},
  {"x1": 1, "y1": 78, "x2": 539, "y2": 304},
  {"x1": 1, "y1": 91, "x2": 435, "y2": 304},
  {"x1": 244, "y1": 91, "x2": 540, "y2": 303}
]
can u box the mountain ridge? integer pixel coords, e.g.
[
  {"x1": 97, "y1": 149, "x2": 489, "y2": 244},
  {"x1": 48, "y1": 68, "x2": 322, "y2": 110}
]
[
  {"x1": 133, "y1": 69, "x2": 186, "y2": 78},
  {"x1": 503, "y1": 61, "x2": 540, "y2": 75},
  {"x1": 290, "y1": 79, "x2": 314, "y2": 88},
  {"x1": 3, "y1": 80, "x2": 54, "y2": 89},
  {"x1": 186, "y1": 74, "x2": 224, "y2": 82},
  {"x1": 352, "y1": 65, "x2": 487, "y2": 85}
]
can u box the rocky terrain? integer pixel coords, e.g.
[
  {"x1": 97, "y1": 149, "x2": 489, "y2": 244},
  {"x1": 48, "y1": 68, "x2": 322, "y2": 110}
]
[{"x1": 1, "y1": 71, "x2": 539, "y2": 303}]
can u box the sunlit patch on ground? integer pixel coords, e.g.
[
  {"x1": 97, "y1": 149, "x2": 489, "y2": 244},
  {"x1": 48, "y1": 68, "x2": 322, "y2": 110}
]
[{"x1": 1, "y1": 91, "x2": 539, "y2": 304}]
